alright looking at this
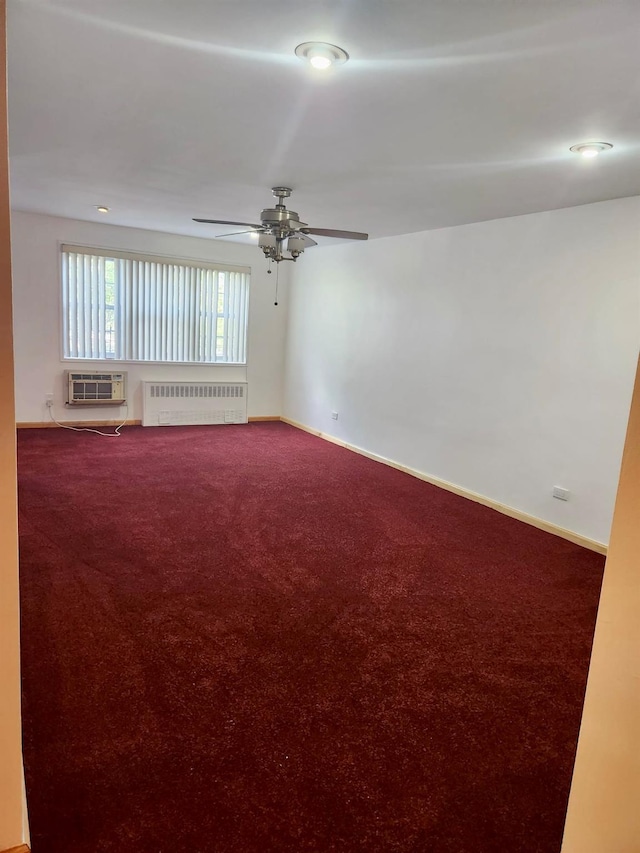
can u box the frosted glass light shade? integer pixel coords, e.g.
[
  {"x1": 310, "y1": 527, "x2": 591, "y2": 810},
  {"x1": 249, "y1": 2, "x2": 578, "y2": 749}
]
[{"x1": 259, "y1": 233, "x2": 277, "y2": 249}]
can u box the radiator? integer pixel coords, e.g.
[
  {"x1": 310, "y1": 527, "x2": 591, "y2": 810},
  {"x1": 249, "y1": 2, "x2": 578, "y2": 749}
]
[{"x1": 142, "y1": 381, "x2": 248, "y2": 427}]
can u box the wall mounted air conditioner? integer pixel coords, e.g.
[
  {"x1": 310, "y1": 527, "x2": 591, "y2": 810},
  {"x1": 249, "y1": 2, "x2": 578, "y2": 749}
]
[
  {"x1": 66, "y1": 371, "x2": 127, "y2": 406},
  {"x1": 142, "y1": 381, "x2": 248, "y2": 426}
]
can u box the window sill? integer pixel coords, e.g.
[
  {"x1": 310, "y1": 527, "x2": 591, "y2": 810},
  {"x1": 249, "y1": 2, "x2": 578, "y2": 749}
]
[{"x1": 61, "y1": 359, "x2": 247, "y2": 367}]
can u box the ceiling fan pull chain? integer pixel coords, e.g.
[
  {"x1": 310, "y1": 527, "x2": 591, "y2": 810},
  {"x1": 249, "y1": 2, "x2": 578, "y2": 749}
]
[{"x1": 274, "y1": 263, "x2": 279, "y2": 306}]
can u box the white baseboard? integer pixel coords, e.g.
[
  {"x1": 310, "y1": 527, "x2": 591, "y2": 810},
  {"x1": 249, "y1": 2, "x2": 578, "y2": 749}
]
[
  {"x1": 281, "y1": 417, "x2": 608, "y2": 556},
  {"x1": 17, "y1": 419, "x2": 141, "y2": 429}
]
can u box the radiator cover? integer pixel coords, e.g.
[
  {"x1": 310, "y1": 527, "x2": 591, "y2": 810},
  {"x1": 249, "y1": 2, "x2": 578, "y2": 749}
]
[{"x1": 142, "y1": 381, "x2": 248, "y2": 427}]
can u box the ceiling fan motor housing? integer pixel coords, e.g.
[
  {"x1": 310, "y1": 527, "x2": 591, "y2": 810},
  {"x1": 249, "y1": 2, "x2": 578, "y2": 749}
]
[{"x1": 260, "y1": 207, "x2": 301, "y2": 227}]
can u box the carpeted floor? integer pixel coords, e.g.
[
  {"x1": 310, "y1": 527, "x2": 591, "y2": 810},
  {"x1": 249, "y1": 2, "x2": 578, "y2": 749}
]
[{"x1": 18, "y1": 423, "x2": 604, "y2": 852}]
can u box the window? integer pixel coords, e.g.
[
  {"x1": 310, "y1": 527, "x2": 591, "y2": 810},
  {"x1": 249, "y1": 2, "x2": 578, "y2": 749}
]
[{"x1": 61, "y1": 245, "x2": 250, "y2": 363}]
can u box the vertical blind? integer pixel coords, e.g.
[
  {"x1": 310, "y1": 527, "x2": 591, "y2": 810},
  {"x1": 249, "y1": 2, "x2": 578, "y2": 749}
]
[{"x1": 61, "y1": 246, "x2": 250, "y2": 363}]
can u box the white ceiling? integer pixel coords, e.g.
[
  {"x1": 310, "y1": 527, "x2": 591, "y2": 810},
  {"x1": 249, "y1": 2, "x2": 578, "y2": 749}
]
[{"x1": 7, "y1": 0, "x2": 640, "y2": 245}]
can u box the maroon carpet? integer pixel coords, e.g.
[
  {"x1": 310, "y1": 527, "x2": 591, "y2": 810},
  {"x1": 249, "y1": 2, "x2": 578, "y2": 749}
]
[{"x1": 18, "y1": 423, "x2": 604, "y2": 852}]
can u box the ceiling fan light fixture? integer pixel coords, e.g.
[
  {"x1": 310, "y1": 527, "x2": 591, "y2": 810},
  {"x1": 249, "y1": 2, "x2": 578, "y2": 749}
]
[
  {"x1": 287, "y1": 235, "x2": 306, "y2": 256},
  {"x1": 192, "y1": 188, "x2": 367, "y2": 269},
  {"x1": 569, "y1": 141, "x2": 613, "y2": 158},
  {"x1": 295, "y1": 42, "x2": 349, "y2": 70}
]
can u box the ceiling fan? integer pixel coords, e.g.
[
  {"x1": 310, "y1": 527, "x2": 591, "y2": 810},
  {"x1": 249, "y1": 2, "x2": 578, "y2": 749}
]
[{"x1": 193, "y1": 187, "x2": 368, "y2": 265}]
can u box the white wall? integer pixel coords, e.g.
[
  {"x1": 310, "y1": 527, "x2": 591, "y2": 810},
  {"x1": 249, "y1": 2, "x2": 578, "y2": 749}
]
[
  {"x1": 11, "y1": 211, "x2": 289, "y2": 422},
  {"x1": 284, "y1": 197, "x2": 640, "y2": 546}
]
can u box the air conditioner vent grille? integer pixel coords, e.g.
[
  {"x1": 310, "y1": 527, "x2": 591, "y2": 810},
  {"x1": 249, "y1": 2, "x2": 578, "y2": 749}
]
[{"x1": 70, "y1": 373, "x2": 125, "y2": 381}]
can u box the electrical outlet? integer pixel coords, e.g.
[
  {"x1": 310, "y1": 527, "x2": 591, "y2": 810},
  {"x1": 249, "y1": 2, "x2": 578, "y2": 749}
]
[
  {"x1": 331, "y1": 411, "x2": 338, "y2": 420},
  {"x1": 552, "y1": 486, "x2": 570, "y2": 501},
  {"x1": 45, "y1": 393, "x2": 54, "y2": 408}
]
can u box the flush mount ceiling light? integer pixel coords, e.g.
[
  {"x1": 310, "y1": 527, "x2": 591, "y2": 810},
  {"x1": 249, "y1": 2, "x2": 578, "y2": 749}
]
[
  {"x1": 96, "y1": 205, "x2": 110, "y2": 213},
  {"x1": 295, "y1": 42, "x2": 349, "y2": 70},
  {"x1": 569, "y1": 142, "x2": 613, "y2": 158}
]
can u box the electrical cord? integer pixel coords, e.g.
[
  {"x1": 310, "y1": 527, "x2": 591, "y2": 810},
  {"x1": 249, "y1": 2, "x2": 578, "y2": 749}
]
[{"x1": 48, "y1": 402, "x2": 129, "y2": 437}]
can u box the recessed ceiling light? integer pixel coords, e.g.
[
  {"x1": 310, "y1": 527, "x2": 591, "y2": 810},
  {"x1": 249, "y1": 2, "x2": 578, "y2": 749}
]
[
  {"x1": 96, "y1": 205, "x2": 110, "y2": 213},
  {"x1": 295, "y1": 42, "x2": 349, "y2": 70},
  {"x1": 569, "y1": 142, "x2": 613, "y2": 158}
]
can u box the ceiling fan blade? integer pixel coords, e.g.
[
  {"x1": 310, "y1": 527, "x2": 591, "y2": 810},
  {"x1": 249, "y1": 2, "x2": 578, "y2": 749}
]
[
  {"x1": 301, "y1": 227, "x2": 369, "y2": 241},
  {"x1": 193, "y1": 218, "x2": 261, "y2": 228},
  {"x1": 215, "y1": 229, "x2": 263, "y2": 238},
  {"x1": 301, "y1": 234, "x2": 317, "y2": 247}
]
